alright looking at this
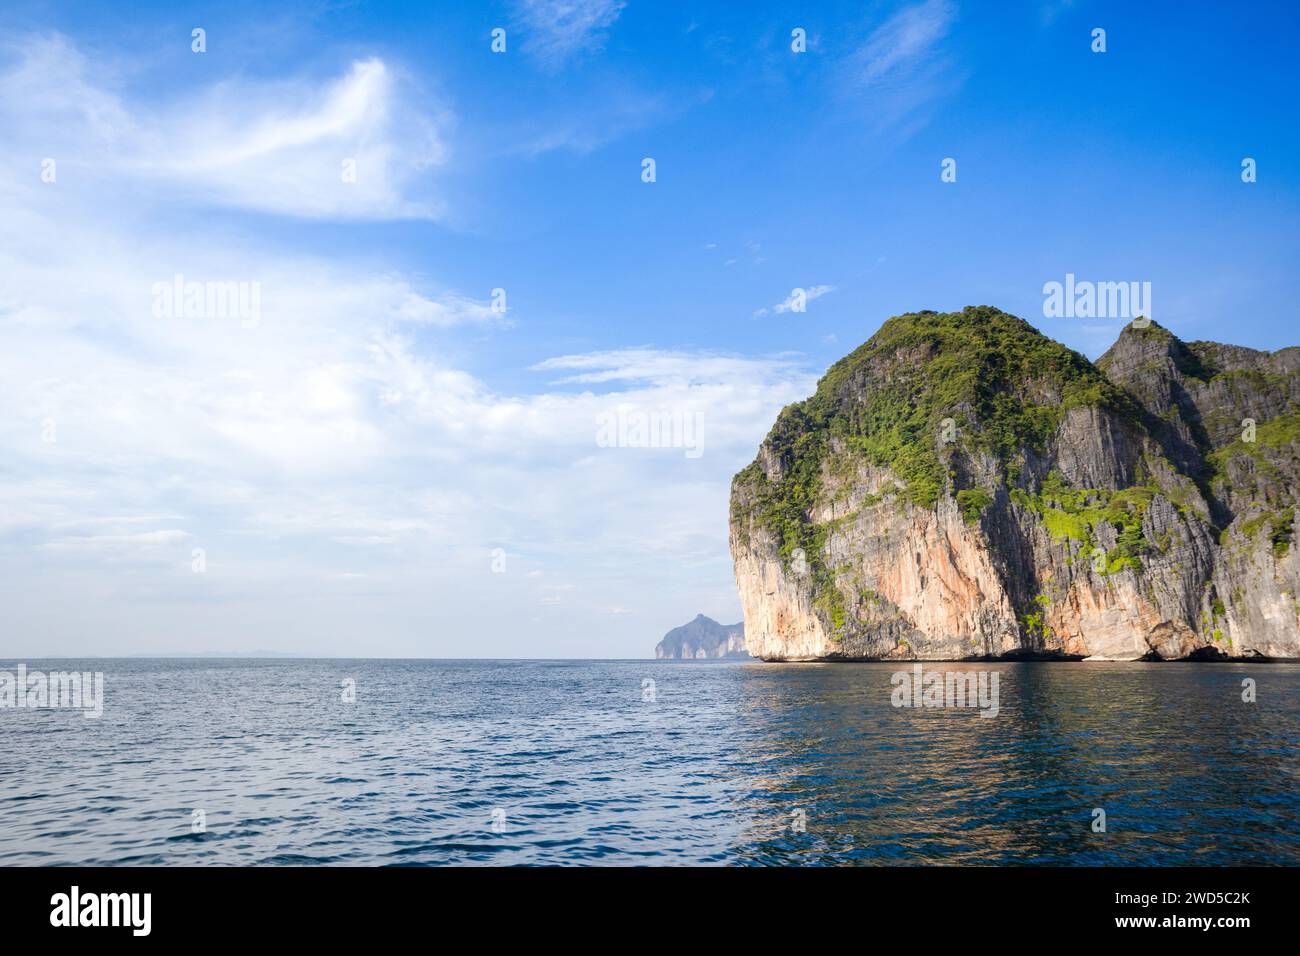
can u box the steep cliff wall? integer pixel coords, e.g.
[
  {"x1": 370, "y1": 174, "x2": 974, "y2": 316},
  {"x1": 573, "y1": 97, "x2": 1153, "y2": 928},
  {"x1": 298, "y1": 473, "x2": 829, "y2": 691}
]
[{"x1": 729, "y1": 307, "x2": 1300, "y2": 661}]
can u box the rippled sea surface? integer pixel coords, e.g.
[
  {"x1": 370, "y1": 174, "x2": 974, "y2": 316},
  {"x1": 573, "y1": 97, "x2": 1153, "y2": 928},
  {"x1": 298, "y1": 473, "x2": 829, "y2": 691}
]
[{"x1": 2, "y1": 659, "x2": 1299, "y2": 865}]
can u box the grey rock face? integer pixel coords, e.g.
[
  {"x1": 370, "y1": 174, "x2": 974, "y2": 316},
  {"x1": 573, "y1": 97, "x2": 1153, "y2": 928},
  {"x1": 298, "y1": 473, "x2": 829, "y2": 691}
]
[{"x1": 729, "y1": 309, "x2": 1300, "y2": 661}]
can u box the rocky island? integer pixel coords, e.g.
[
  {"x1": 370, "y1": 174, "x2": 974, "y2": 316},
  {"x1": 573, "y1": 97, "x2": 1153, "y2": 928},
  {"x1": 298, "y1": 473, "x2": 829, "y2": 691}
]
[
  {"x1": 729, "y1": 307, "x2": 1300, "y2": 661},
  {"x1": 654, "y1": 614, "x2": 750, "y2": 659}
]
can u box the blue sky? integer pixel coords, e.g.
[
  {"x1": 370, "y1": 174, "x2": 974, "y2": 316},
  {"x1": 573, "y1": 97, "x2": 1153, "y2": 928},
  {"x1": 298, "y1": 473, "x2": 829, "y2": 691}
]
[{"x1": 2, "y1": 0, "x2": 1297, "y2": 657}]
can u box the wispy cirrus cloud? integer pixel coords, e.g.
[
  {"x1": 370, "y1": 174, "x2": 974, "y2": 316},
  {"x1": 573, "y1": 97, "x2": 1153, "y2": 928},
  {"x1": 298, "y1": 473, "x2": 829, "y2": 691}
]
[
  {"x1": 753, "y1": 285, "x2": 836, "y2": 317},
  {"x1": 0, "y1": 31, "x2": 816, "y2": 657},
  {"x1": 855, "y1": 0, "x2": 956, "y2": 85},
  {"x1": 0, "y1": 34, "x2": 449, "y2": 220},
  {"x1": 513, "y1": 0, "x2": 627, "y2": 67},
  {"x1": 42, "y1": 530, "x2": 193, "y2": 562},
  {"x1": 1039, "y1": 0, "x2": 1077, "y2": 27},
  {"x1": 841, "y1": 0, "x2": 962, "y2": 135},
  {"x1": 503, "y1": 87, "x2": 680, "y2": 157},
  {"x1": 391, "y1": 290, "x2": 508, "y2": 328},
  {"x1": 532, "y1": 349, "x2": 806, "y2": 388}
]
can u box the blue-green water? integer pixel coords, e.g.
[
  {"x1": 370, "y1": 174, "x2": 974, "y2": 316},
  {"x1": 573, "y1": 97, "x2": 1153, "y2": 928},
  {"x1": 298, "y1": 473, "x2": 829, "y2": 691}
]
[{"x1": 1, "y1": 659, "x2": 1297, "y2": 865}]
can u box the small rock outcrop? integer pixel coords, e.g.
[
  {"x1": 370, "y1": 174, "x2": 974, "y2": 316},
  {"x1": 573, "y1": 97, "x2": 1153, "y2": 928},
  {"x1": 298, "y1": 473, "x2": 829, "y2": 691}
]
[
  {"x1": 729, "y1": 307, "x2": 1300, "y2": 661},
  {"x1": 654, "y1": 614, "x2": 750, "y2": 659}
]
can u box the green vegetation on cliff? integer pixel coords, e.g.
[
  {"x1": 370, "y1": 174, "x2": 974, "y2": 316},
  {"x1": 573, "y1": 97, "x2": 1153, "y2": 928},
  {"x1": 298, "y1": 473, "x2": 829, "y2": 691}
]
[
  {"x1": 956, "y1": 488, "x2": 993, "y2": 524},
  {"x1": 1212, "y1": 403, "x2": 1300, "y2": 467},
  {"x1": 1208, "y1": 405, "x2": 1300, "y2": 547},
  {"x1": 728, "y1": 307, "x2": 1300, "y2": 659},
  {"x1": 1236, "y1": 506, "x2": 1296, "y2": 559},
  {"x1": 1009, "y1": 471, "x2": 1150, "y2": 574},
  {"x1": 807, "y1": 307, "x2": 1137, "y2": 497},
  {"x1": 733, "y1": 306, "x2": 1142, "y2": 563}
]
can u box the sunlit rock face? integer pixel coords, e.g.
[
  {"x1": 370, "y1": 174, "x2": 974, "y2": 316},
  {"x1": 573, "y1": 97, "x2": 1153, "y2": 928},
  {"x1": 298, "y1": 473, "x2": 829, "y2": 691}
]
[{"x1": 730, "y1": 307, "x2": 1300, "y2": 661}]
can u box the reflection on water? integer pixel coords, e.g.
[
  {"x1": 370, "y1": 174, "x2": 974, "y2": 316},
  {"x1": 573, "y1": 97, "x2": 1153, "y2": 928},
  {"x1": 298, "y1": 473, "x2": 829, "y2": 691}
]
[
  {"x1": 730, "y1": 662, "x2": 1300, "y2": 864},
  {"x1": 0, "y1": 659, "x2": 1296, "y2": 865}
]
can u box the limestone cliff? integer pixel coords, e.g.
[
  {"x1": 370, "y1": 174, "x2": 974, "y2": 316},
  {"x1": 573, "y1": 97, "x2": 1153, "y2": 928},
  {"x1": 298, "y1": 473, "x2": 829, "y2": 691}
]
[
  {"x1": 655, "y1": 614, "x2": 750, "y2": 659},
  {"x1": 729, "y1": 307, "x2": 1300, "y2": 661}
]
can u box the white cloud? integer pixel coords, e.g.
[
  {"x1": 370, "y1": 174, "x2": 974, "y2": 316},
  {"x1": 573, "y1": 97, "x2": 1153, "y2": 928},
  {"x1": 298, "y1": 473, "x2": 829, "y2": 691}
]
[
  {"x1": 44, "y1": 530, "x2": 192, "y2": 551},
  {"x1": 0, "y1": 35, "x2": 448, "y2": 220},
  {"x1": 1039, "y1": 0, "x2": 1077, "y2": 27},
  {"x1": 533, "y1": 349, "x2": 803, "y2": 387},
  {"x1": 0, "y1": 34, "x2": 817, "y2": 657},
  {"x1": 505, "y1": 87, "x2": 672, "y2": 156},
  {"x1": 779, "y1": 284, "x2": 835, "y2": 312},
  {"x1": 856, "y1": 0, "x2": 955, "y2": 85},
  {"x1": 754, "y1": 284, "x2": 836, "y2": 317},
  {"x1": 2, "y1": 284, "x2": 814, "y2": 654},
  {"x1": 40, "y1": 529, "x2": 194, "y2": 568},
  {"x1": 392, "y1": 290, "x2": 506, "y2": 328},
  {"x1": 513, "y1": 0, "x2": 627, "y2": 67},
  {"x1": 843, "y1": 0, "x2": 961, "y2": 134}
]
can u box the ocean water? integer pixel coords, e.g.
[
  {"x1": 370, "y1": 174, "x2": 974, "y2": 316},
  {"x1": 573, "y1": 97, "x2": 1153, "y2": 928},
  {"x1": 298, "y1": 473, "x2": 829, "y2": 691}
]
[{"x1": 1, "y1": 658, "x2": 1298, "y2": 866}]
